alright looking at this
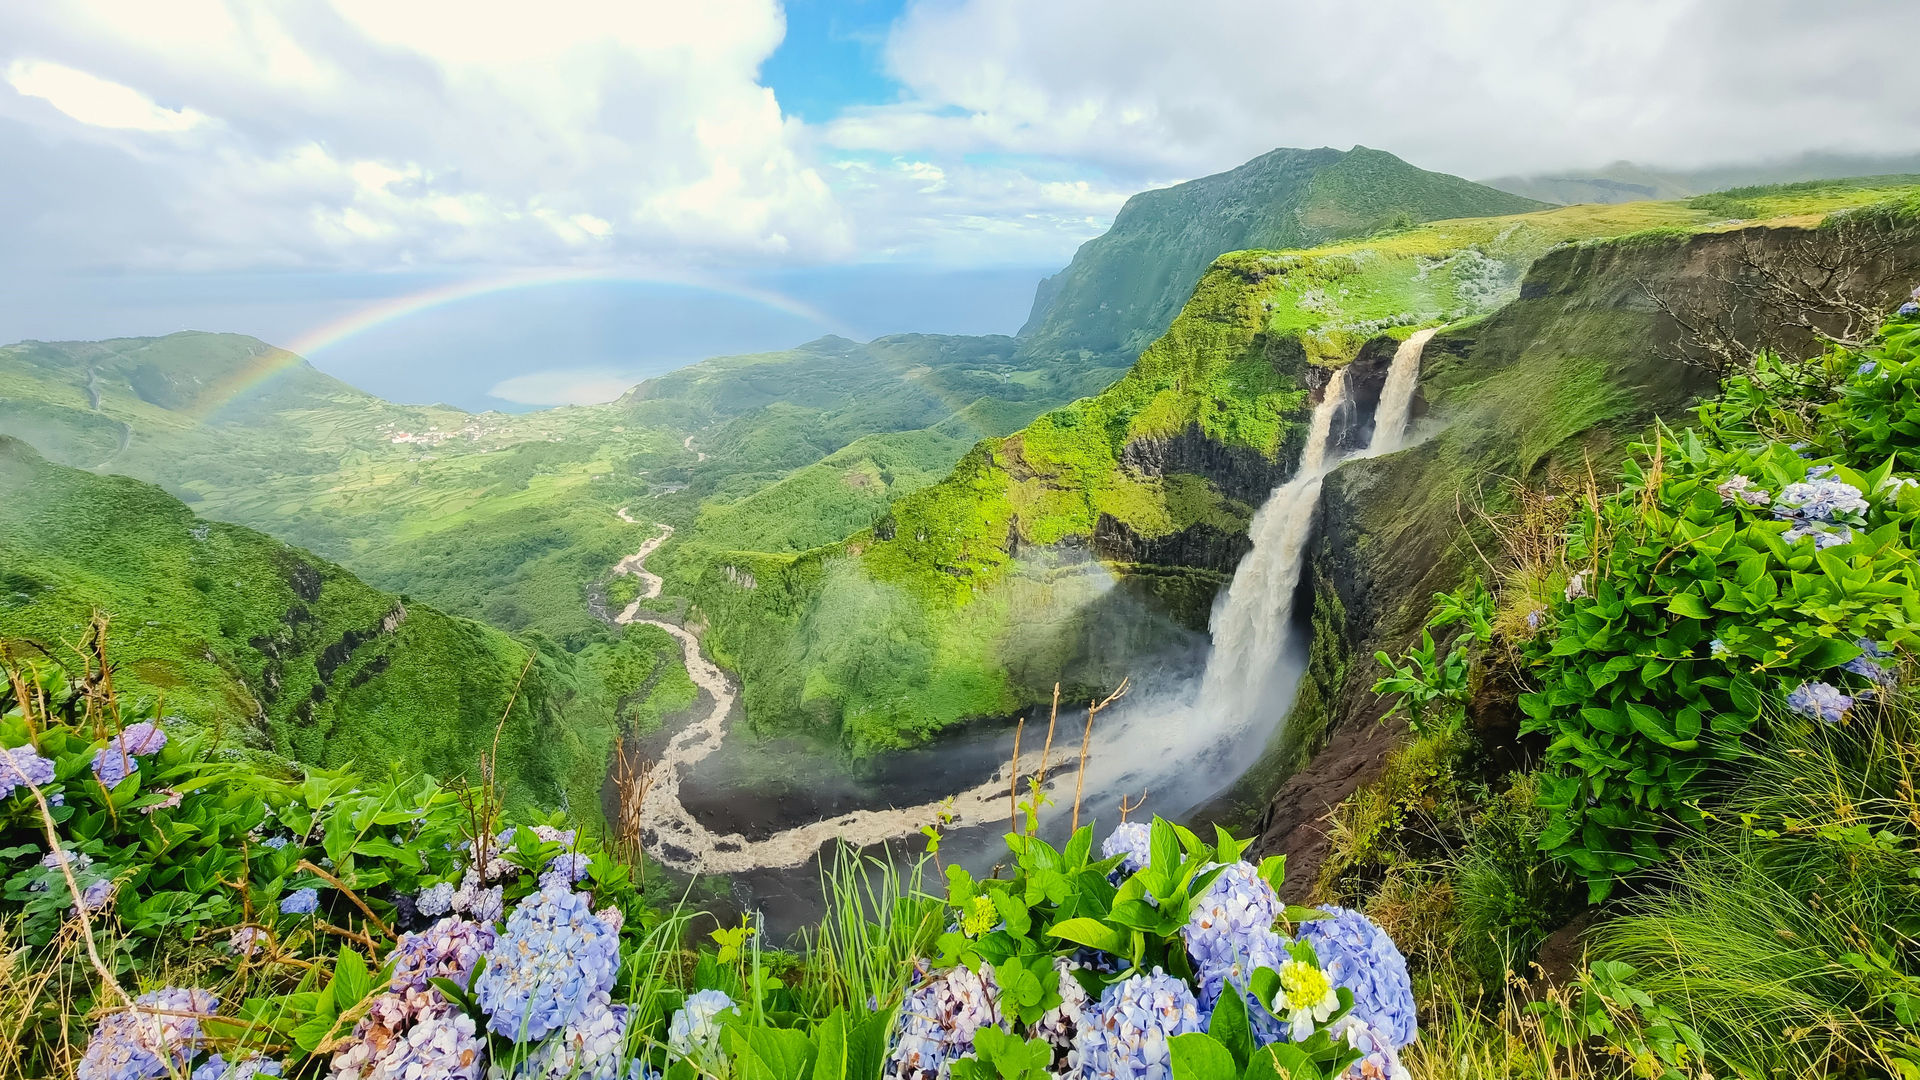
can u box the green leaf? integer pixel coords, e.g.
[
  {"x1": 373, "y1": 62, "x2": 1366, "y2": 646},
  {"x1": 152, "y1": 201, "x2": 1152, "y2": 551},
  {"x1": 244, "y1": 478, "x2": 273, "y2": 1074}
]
[
  {"x1": 1048, "y1": 917, "x2": 1129, "y2": 955},
  {"x1": 810, "y1": 1009, "x2": 849, "y2": 1080},
  {"x1": 1206, "y1": 981, "x2": 1253, "y2": 1069},
  {"x1": 1169, "y1": 1033, "x2": 1239, "y2": 1080},
  {"x1": 330, "y1": 944, "x2": 372, "y2": 1010},
  {"x1": 1665, "y1": 592, "x2": 1713, "y2": 619},
  {"x1": 738, "y1": 1026, "x2": 816, "y2": 1080}
]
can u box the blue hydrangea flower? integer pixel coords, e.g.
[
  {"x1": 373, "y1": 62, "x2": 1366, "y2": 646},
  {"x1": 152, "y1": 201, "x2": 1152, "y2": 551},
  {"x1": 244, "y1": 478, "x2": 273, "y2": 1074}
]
[
  {"x1": 1773, "y1": 478, "x2": 1868, "y2": 523},
  {"x1": 885, "y1": 961, "x2": 1005, "y2": 1080},
  {"x1": 0, "y1": 743, "x2": 56, "y2": 799},
  {"x1": 391, "y1": 916, "x2": 496, "y2": 993},
  {"x1": 540, "y1": 853, "x2": 592, "y2": 890},
  {"x1": 1073, "y1": 969, "x2": 1202, "y2": 1080},
  {"x1": 1783, "y1": 521, "x2": 1853, "y2": 549},
  {"x1": 79, "y1": 987, "x2": 218, "y2": 1080},
  {"x1": 92, "y1": 723, "x2": 167, "y2": 787},
  {"x1": 328, "y1": 995, "x2": 484, "y2": 1080},
  {"x1": 530, "y1": 825, "x2": 578, "y2": 847},
  {"x1": 279, "y1": 888, "x2": 319, "y2": 915},
  {"x1": 1787, "y1": 681, "x2": 1852, "y2": 725},
  {"x1": 1325, "y1": 1016, "x2": 1411, "y2": 1080},
  {"x1": 1844, "y1": 653, "x2": 1898, "y2": 689},
  {"x1": 415, "y1": 880, "x2": 456, "y2": 918},
  {"x1": 1294, "y1": 907, "x2": 1417, "y2": 1050},
  {"x1": 451, "y1": 868, "x2": 505, "y2": 922},
  {"x1": 1183, "y1": 862, "x2": 1282, "y2": 1013},
  {"x1": 495, "y1": 991, "x2": 634, "y2": 1079},
  {"x1": 1709, "y1": 639, "x2": 1730, "y2": 659},
  {"x1": 1101, "y1": 822, "x2": 1153, "y2": 877},
  {"x1": 79, "y1": 877, "x2": 115, "y2": 911},
  {"x1": 1858, "y1": 361, "x2": 1879, "y2": 376},
  {"x1": 1858, "y1": 638, "x2": 1893, "y2": 659},
  {"x1": 475, "y1": 883, "x2": 621, "y2": 1040},
  {"x1": 667, "y1": 989, "x2": 738, "y2": 1062},
  {"x1": 192, "y1": 1054, "x2": 284, "y2": 1080},
  {"x1": 1900, "y1": 301, "x2": 1920, "y2": 317},
  {"x1": 260, "y1": 836, "x2": 290, "y2": 850}
]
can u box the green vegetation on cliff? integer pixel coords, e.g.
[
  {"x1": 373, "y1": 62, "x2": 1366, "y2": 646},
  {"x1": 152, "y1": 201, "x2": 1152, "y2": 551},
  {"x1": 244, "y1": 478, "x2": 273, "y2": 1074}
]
[
  {"x1": 1017, "y1": 146, "x2": 1548, "y2": 364},
  {"x1": 0, "y1": 437, "x2": 691, "y2": 815}
]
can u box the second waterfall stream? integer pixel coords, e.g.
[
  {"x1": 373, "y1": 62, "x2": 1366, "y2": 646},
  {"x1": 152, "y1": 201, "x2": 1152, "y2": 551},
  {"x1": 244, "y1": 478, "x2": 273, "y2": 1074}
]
[{"x1": 620, "y1": 327, "x2": 1439, "y2": 877}]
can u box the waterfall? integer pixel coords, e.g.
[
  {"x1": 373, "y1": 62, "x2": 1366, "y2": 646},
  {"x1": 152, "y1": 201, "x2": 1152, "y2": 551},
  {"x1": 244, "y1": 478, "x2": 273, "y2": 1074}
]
[{"x1": 1366, "y1": 326, "x2": 1439, "y2": 456}]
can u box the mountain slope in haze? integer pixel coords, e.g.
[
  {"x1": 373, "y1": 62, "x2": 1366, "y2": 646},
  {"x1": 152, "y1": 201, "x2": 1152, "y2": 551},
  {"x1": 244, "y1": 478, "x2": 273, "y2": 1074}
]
[
  {"x1": 1016, "y1": 146, "x2": 1549, "y2": 364},
  {"x1": 674, "y1": 179, "x2": 1920, "y2": 752},
  {"x1": 1485, "y1": 151, "x2": 1920, "y2": 205},
  {"x1": 0, "y1": 437, "x2": 693, "y2": 814}
]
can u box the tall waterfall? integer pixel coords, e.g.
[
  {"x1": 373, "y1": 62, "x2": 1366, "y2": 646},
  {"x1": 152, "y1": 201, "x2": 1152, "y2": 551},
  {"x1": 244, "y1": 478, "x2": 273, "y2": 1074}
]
[{"x1": 1367, "y1": 327, "x2": 1438, "y2": 456}]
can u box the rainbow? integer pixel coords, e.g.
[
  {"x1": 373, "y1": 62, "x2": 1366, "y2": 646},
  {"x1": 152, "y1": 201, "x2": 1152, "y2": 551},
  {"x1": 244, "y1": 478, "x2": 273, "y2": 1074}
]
[{"x1": 197, "y1": 267, "x2": 852, "y2": 420}]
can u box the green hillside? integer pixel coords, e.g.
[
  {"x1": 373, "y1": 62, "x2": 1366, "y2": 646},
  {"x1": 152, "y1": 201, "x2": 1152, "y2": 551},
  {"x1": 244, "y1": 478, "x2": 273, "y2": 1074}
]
[
  {"x1": 0, "y1": 437, "x2": 692, "y2": 815},
  {"x1": 672, "y1": 179, "x2": 1920, "y2": 752},
  {"x1": 1016, "y1": 146, "x2": 1548, "y2": 364}
]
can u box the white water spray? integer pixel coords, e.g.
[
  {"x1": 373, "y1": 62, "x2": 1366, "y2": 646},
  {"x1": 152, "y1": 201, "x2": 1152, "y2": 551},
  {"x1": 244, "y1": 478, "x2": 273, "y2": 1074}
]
[{"x1": 1366, "y1": 327, "x2": 1438, "y2": 456}]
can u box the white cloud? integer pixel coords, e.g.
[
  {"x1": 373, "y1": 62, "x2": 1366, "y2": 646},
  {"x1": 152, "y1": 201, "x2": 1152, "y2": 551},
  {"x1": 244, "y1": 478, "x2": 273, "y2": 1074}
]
[
  {"x1": 837, "y1": 0, "x2": 1920, "y2": 181},
  {"x1": 0, "y1": 1, "x2": 851, "y2": 270},
  {"x1": 7, "y1": 60, "x2": 208, "y2": 132}
]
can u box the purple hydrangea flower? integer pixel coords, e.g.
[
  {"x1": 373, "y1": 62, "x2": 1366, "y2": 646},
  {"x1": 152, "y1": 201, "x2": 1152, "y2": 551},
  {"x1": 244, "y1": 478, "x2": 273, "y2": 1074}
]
[
  {"x1": 1563, "y1": 570, "x2": 1588, "y2": 601},
  {"x1": 1183, "y1": 862, "x2": 1283, "y2": 1013},
  {"x1": 78, "y1": 878, "x2": 115, "y2": 911},
  {"x1": 78, "y1": 987, "x2": 218, "y2": 1080},
  {"x1": 0, "y1": 744, "x2": 56, "y2": 799},
  {"x1": 667, "y1": 989, "x2": 738, "y2": 1062},
  {"x1": 1787, "y1": 680, "x2": 1852, "y2": 724},
  {"x1": 1715, "y1": 475, "x2": 1770, "y2": 508},
  {"x1": 530, "y1": 825, "x2": 578, "y2": 847},
  {"x1": 451, "y1": 868, "x2": 504, "y2": 923},
  {"x1": 328, "y1": 994, "x2": 483, "y2": 1080},
  {"x1": 540, "y1": 852, "x2": 593, "y2": 890},
  {"x1": 279, "y1": 888, "x2": 319, "y2": 916},
  {"x1": 1073, "y1": 969, "x2": 1202, "y2": 1080},
  {"x1": 230, "y1": 927, "x2": 267, "y2": 957},
  {"x1": 1101, "y1": 822, "x2": 1153, "y2": 877},
  {"x1": 391, "y1": 916, "x2": 496, "y2": 993},
  {"x1": 1294, "y1": 907, "x2": 1417, "y2": 1049},
  {"x1": 140, "y1": 788, "x2": 183, "y2": 815},
  {"x1": 474, "y1": 884, "x2": 621, "y2": 1040},
  {"x1": 885, "y1": 962, "x2": 1005, "y2": 1080}
]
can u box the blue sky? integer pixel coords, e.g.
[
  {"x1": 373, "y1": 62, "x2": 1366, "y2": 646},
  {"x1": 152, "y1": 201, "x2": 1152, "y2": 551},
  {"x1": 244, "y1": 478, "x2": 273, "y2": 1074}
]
[{"x1": 2, "y1": 1, "x2": 1916, "y2": 407}]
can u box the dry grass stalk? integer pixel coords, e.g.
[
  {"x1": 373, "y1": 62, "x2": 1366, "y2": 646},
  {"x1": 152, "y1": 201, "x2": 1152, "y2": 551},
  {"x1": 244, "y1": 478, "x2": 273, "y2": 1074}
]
[
  {"x1": 613, "y1": 739, "x2": 656, "y2": 889},
  {"x1": 1008, "y1": 716, "x2": 1024, "y2": 833},
  {"x1": 1036, "y1": 682, "x2": 1061, "y2": 790},
  {"x1": 1071, "y1": 676, "x2": 1130, "y2": 832}
]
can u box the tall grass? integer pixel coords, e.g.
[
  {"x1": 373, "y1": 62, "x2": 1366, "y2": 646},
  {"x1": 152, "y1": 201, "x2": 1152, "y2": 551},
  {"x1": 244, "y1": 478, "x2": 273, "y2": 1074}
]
[
  {"x1": 1596, "y1": 698, "x2": 1920, "y2": 1077},
  {"x1": 795, "y1": 841, "x2": 943, "y2": 1017}
]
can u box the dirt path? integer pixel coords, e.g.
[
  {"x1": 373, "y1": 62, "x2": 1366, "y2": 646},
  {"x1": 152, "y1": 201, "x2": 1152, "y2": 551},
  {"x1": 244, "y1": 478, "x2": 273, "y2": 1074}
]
[
  {"x1": 605, "y1": 511, "x2": 1071, "y2": 874},
  {"x1": 683, "y1": 434, "x2": 707, "y2": 463}
]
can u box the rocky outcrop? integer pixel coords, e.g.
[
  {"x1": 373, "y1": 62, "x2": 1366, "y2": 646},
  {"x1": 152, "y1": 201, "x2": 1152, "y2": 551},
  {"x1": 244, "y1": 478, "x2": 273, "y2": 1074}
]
[{"x1": 1246, "y1": 213, "x2": 1920, "y2": 892}]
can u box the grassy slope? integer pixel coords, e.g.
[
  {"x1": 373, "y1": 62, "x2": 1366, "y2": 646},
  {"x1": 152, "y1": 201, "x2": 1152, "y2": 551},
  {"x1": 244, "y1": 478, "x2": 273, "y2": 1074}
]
[
  {"x1": 683, "y1": 180, "x2": 1920, "y2": 751},
  {"x1": 1017, "y1": 146, "x2": 1549, "y2": 363},
  {"x1": 0, "y1": 437, "x2": 691, "y2": 817}
]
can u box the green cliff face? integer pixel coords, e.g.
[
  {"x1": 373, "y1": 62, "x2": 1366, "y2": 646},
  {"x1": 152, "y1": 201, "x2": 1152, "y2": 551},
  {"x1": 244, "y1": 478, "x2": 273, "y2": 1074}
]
[
  {"x1": 1244, "y1": 198, "x2": 1920, "y2": 884},
  {"x1": 680, "y1": 182, "x2": 1920, "y2": 752},
  {"x1": 0, "y1": 437, "x2": 691, "y2": 816},
  {"x1": 1016, "y1": 146, "x2": 1549, "y2": 364}
]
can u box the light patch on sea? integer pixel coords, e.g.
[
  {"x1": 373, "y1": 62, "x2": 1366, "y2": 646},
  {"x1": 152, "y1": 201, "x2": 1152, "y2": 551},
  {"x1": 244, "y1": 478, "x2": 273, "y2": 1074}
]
[{"x1": 488, "y1": 367, "x2": 652, "y2": 406}]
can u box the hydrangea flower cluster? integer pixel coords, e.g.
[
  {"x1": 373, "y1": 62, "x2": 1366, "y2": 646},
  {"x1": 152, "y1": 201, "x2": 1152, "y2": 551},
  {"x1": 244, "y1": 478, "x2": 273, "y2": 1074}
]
[
  {"x1": 391, "y1": 916, "x2": 497, "y2": 992},
  {"x1": 1788, "y1": 680, "x2": 1852, "y2": 725},
  {"x1": 452, "y1": 868, "x2": 505, "y2": 923},
  {"x1": 416, "y1": 880, "x2": 457, "y2": 918},
  {"x1": 193, "y1": 1055, "x2": 284, "y2": 1080},
  {"x1": 1844, "y1": 637, "x2": 1899, "y2": 694},
  {"x1": 1715, "y1": 474, "x2": 1771, "y2": 508},
  {"x1": 540, "y1": 852, "x2": 593, "y2": 890},
  {"x1": 474, "y1": 882, "x2": 621, "y2": 1040},
  {"x1": 279, "y1": 888, "x2": 319, "y2": 915},
  {"x1": 92, "y1": 721, "x2": 168, "y2": 787},
  {"x1": 1100, "y1": 822, "x2": 1152, "y2": 877},
  {"x1": 1324, "y1": 1016, "x2": 1410, "y2": 1080},
  {"x1": 1293, "y1": 907, "x2": 1416, "y2": 1049},
  {"x1": 1072, "y1": 970, "x2": 1201, "y2": 1080},
  {"x1": 1031, "y1": 958, "x2": 1095, "y2": 1075},
  {"x1": 494, "y1": 992, "x2": 635, "y2": 1080},
  {"x1": 79, "y1": 987, "x2": 218, "y2": 1080},
  {"x1": 885, "y1": 961, "x2": 1006, "y2": 1080},
  {"x1": 667, "y1": 989, "x2": 739, "y2": 1062},
  {"x1": 329, "y1": 995, "x2": 483, "y2": 1080},
  {"x1": 1563, "y1": 570, "x2": 1588, "y2": 601},
  {"x1": 1182, "y1": 862, "x2": 1284, "y2": 1014},
  {"x1": 1773, "y1": 474, "x2": 1869, "y2": 549},
  {"x1": 0, "y1": 743, "x2": 55, "y2": 799}
]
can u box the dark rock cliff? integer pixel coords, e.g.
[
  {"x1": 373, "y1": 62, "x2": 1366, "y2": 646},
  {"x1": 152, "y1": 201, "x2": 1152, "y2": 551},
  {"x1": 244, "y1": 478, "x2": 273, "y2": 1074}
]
[{"x1": 1239, "y1": 214, "x2": 1920, "y2": 897}]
